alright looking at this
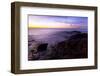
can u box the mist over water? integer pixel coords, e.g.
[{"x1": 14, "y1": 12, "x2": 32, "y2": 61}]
[{"x1": 28, "y1": 28, "x2": 87, "y2": 45}]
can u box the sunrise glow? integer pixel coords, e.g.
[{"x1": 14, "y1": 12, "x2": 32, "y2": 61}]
[
  {"x1": 28, "y1": 15, "x2": 87, "y2": 29},
  {"x1": 29, "y1": 24, "x2": 80, "y2": 28}
]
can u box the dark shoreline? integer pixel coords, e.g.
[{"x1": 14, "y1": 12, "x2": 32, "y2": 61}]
[{"x1": 28, "y1": 31, "x2": 88, "y2": 60}]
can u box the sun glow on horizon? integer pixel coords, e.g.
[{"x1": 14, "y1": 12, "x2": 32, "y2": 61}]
[
  {"x1": 29, "y1": 24, "x2": 80, "y2": 28},
  {"x1": 28, "y1": 15, "x2": 87, "y2": 29}
]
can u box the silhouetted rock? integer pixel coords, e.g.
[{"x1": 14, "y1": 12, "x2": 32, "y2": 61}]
[
  {"x1": 57, "y1": 33, "x2": 88, "y2": 59},
  {"x1": 48, "y1": 33, "x2": 88, "y2": 59},
  {"x1": 68, "y1": 33, "x2": 87, "y2": 40},
  {"x1": 70, "y1": 31, "x2": 81, "y2": 34},
  {"x1": 28, "y1": 31, "x2": 88, "y2": 60},
  {"x1": 28, "y1": 43, "x2": 49, "y2": 60},
  {"x1": 37, "y1": 43, "x2": 48, "y2": 52}
]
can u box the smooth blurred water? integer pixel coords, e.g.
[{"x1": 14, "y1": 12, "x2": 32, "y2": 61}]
[{"x1": 28, "y1": 28, "x2": 87, "y2": 45}]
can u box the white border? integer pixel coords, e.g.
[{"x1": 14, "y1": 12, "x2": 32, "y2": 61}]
[{"x1": 20, "y1": 6, "x2": 95, "y2": 70}]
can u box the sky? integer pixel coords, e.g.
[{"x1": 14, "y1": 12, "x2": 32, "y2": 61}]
[{"x1": 28, "y1": 15, "x2": 88, "y2": 29}]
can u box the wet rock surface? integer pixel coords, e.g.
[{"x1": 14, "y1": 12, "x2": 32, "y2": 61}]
[{"x1": 28, "y1": 31, "x2": 88, "y2": 60}]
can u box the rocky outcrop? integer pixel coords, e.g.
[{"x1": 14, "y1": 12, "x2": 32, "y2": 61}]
[{"x1": 28, "y1": 32, "x2": 88, "y2": 60}]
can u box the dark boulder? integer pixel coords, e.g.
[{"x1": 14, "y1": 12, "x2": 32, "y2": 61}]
[{"x1": 37, "y1": 43, "x2": 48, "y2": 52}]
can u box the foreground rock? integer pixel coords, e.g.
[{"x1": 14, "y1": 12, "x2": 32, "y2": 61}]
[{"x1": 28, "y1": 32, "x2": 88, "y2": 60}]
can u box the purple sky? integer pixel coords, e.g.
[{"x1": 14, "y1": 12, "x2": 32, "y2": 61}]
[{"x1": 28, "y1": 15, "x2": 88, "y2": 29}]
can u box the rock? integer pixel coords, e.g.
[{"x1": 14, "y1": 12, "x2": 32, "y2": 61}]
[
  {"x1": 37, "y1": 43, "x2": 48, "y2": 52},
  {"x1": 28, "y1": 32, "x2": 88, "y2": 60}
]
